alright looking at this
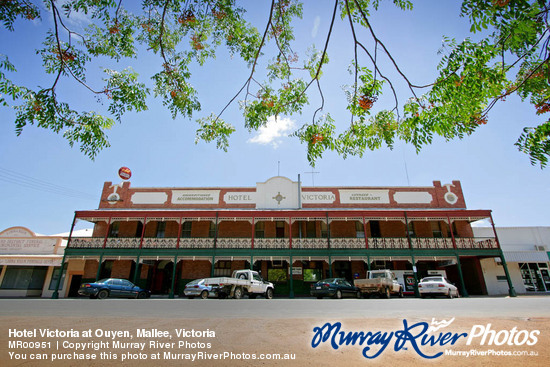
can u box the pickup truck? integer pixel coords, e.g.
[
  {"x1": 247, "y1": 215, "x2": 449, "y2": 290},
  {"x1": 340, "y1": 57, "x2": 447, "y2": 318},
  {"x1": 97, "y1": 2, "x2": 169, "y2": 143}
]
[
  {"x1": 354, "y1": 270, "x2": 404, "y2": 298},
  {"x1": 203, "y1": 269, "x2": 275, "y2": 299}
]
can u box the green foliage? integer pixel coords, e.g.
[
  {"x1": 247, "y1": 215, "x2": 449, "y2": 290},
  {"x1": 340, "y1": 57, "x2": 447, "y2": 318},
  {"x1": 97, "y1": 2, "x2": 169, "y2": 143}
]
[{"x1": 0, "y1": 0, "x2": 549, "y2": 167}]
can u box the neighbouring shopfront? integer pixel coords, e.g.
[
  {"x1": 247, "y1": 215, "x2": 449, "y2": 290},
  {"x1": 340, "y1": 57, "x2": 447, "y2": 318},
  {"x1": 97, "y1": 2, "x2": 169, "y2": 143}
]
[{"x1": 0, "y1": 227, "x2": 66, "y2": 298}]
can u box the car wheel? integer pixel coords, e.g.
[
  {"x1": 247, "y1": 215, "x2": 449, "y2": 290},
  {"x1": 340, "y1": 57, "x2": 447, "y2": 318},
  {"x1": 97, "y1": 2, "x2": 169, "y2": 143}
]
[
  {"x1": 356, "y1": 291, "x2": 362, "y2": 299},
  {"x1": 383, "y1": 287, "x2": 390, "y2": 299},
  {"x1": 233, "y1": 287, "x2": 243, "y2": 300},
  {"x1": 455, "y1": 290, "x2": 460, "y2": 298},
  {"x1": 97, "y1": 289, "x2": 109, "y2": 300},
  {"x1": 265, "y1": 288, "x2": 273, "y2": 299},
  {"x1": 137, "y1": 291, "x2": 147, "y2": 299},
  {"x1": 334, "y1": 290, "x2": 342, "y2": 299},
  {"x1": 200, "y1": 290, "x2": 208, "y2": 299},
  {"x1": 447, "y1": 289, "x2": 454, "y2": 299},
  {"x1": 399, "y1": 287, "x2": 404, "y2": 298}
]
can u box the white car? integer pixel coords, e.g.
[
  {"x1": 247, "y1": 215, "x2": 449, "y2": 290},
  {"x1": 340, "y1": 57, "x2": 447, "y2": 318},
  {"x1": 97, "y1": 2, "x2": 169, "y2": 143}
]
[{"x1": 418, "y1": 276, "x2": 459, "y2": 298}]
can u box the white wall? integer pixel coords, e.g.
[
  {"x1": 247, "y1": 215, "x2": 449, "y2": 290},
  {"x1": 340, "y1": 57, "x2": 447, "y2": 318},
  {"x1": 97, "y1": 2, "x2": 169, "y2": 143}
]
[{"x1": 480, "y1": 258, "x2": 526, "y2": 295}]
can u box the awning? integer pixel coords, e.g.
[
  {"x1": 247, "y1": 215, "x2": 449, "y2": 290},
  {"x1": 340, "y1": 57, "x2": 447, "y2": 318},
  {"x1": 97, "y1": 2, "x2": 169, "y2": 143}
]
[{"x1": 498, "y1": 251, "x2": 550, "y2": 263}]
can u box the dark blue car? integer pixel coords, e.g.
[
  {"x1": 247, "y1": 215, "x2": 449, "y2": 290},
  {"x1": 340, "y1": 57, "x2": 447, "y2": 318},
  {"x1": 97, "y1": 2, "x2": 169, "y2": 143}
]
[
  {"x1": 310, "y1": 278, "x2": 360, "y2": 299},
  {"x1": 78, "y1": 278, "x2": 150, "y2": 299}
]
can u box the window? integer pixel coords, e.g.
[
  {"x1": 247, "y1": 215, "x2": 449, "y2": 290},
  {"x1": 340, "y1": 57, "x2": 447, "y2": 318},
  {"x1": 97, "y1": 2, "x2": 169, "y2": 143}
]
[
  {"x1": 431, "y1": 221, "x2": 443, "y2": 238},
  {"x1": 108, "y1": 222, "x2": 119, "y2": 238},
  {"x1": 303, "y1": 269, "x2": 322, "y2": 282},
  {"x1": 369, "y1": 221, "x2": 381, "y2": 238},
  {"x1": 268, "y1": 268, "x2": 287, "y2": 282},
  {"x1": 1, "y1": 267, "x2": 47, "y2": 290},
  {"x1": 407, "y1": 221, "x2": 416, "y2": 238},
  {"x1": 209, "y1": 222, "x2": 217, "y2": 238},
  {"x1": 181, "y1": 221, "x2": 192, "y2": 238},
  {"x1": 135, "y1": 221, "x2": 143, "y2": 237},
  {"x1": 255, "y1": 222, "x2": 265, "y2": 238},
  {"x1": 214, "y1": 260, "x2": 231, "y2": 276},
  {"x1": 156, "y1": 222, "x2": 166, "y2": 238},
  {"x1": 356, "y1": 221, "x2": 365, "y2": 238},
  {"x1": 305, "y1": 221, "x2": 315, "y2": 238},
  {"x1": 276, "y1": 221, "x2": 285, "y2": 238},
  {"x1": 321, "y1": 222, "x2": 329, "y2": 238},
  {"x1": 48, "y1": 266, "x2": 66, "y2": 290}
]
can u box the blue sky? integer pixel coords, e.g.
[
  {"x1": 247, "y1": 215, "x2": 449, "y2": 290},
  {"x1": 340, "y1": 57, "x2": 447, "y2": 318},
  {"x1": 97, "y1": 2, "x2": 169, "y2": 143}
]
[{"x1": 0, "y1": 0, "x2": 549, "y2": 235}]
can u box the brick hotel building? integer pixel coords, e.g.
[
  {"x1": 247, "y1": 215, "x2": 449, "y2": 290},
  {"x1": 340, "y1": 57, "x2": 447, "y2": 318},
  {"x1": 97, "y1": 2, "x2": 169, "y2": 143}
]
[{"x1": 54, "y1": 176, "x2": 516, "y2": 298}]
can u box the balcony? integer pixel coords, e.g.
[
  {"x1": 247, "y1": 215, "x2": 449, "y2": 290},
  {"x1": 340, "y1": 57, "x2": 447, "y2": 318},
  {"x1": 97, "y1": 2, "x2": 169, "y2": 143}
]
[{"x1": 67, "y1": 236, "x2": 499, "y2": 251}]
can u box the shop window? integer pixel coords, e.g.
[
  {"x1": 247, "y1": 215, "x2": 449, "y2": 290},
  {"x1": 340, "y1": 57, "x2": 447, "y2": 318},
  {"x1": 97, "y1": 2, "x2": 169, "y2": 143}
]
[
  {"x1": 181, "y1": 221, "x2": 192, "y2": 238},
  {"x1": 1, "y1": 266, "x2": 47, "y2": 290},
  {"x1": 214, "y1": 260, "x2": 231, "y2": 276},
  {"x1": 268, "y1": 268, "x2": 287, "y2": 282},
  {"x1": 369, "y1": 221, "x2": 381, "y2": 238},
  {"x1": 108, "y1": 222, "x2": 119, "y2": 238},
  {"x1": 156, "y1": 222, "x2": 166, "y2": 238},
  {"x1": 48, "y1": 265, "x2": 67, "y2": 290},
  {"x1": 303, "y1": 269, "x2": 322, "y2": 282},
  {"x1": 356, "y1": 221, "x2": 365, "y2": 238},
  {"x1": 255, "y1": 222, "x2": 265, "y2": 238}
]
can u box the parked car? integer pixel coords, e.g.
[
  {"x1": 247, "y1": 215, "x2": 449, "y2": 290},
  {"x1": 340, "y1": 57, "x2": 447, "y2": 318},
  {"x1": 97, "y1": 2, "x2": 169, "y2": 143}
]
[
  {"x1": 310, "y1": 278, "x2": 360, "y2": 299},
  {"x1": 418, "y1": 276, "x2": 459, "y2": 298},
  {"x1": 184, "y1": 279, "x2": 213, "y2": 299},
  {"x1": 78, "y1": 278, "x2": 150, "y2": 299}
]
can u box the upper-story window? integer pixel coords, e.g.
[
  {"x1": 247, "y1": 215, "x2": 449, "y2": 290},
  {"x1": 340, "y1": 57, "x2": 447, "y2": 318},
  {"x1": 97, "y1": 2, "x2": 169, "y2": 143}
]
[
  {"x1": 156, "y1": 222, "x2": 166, "y2": 238},
  {"x1": 255, "y1": 222, "x2": 265, "y2": 238},
  {"x1": 108, "y1": 222, "x2": 119, "y2": 238},
  {"x1": 181, "y1": 221, "x2": 192, "y2": 238},
  {"x1": 355, "y1": 221, "x2": 365, "y2": 238}
]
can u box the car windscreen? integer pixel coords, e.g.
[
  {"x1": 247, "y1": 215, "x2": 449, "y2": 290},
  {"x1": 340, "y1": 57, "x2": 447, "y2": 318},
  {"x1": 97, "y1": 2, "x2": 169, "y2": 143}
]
[
  {"x1": 371, "y1": 273, "x2": 386, "y2": 278},
  {"x1": 186, "y1": 279, "x2": 203, "y2": 286},
  {"x1": 421, "y1": 277, "x2": 443, "y2": 282}
]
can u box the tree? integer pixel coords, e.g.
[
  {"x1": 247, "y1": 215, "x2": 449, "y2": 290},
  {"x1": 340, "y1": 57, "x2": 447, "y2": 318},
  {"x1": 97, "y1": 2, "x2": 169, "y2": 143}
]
[{"x1": 1, "y1": 0, "x2": 549, "y2": 167}]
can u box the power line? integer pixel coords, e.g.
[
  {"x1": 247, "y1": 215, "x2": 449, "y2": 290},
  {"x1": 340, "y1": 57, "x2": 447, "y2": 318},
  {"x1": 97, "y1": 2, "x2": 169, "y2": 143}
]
[{"x1": 0, "y1": 166, "x2": 97, "y2": 200}]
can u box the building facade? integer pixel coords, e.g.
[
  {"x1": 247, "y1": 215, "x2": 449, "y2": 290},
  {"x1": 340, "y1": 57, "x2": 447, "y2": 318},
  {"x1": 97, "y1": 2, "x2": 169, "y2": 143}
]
[
  {"x1": 0, "y1": 227, "x2": 66, "y2": 298},
  {"x1": 474, "y1": 226, "x2": 550, "y2": 295},
  {"x1": 57, "y1": 176, "x2": 515, "y2": 298}
]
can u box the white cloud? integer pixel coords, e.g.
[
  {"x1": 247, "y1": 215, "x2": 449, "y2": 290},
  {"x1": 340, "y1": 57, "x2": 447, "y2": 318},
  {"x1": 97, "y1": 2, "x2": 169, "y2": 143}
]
[
  {"x1": 248, "y1": 116, "x2": 295, "y2": 148},
  {"x1": 311, "y1": 16, "x2": 321, "y2": 38}
]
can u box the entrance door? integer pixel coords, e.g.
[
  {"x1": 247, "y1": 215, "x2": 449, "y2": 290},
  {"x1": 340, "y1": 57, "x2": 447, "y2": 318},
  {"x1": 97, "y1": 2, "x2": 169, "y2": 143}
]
[{"x1": 68, "y1": 275, "x2": 82, "y2": 297}]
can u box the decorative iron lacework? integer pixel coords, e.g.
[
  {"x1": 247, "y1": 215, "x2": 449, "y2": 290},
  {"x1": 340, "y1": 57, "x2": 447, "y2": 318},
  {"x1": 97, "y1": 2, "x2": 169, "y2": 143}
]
[
  {"x1": 254, "y1": 238, "x2": 289, "y2": 249},
  {"x1": 142, "y1": 238, "x2": 178, "y2": 248},
  {"x1": 216, "y1": 238, "x2": 252, "y2": 249},
  {"x1": 330, "y1": 238, "x2": 365, "y2": 249},
  {"x1": 178, "y1": 238, "x2": 215, "y2": 248},
  {"x1": 292, "y1": 238, "x2": 328, "y2": 249},
  {"x1": 369, "y1": 237, "x2": 409, "y2": 249},
  {"x1": 105, "y1": 237, "x2": 140, "y2": 248}
]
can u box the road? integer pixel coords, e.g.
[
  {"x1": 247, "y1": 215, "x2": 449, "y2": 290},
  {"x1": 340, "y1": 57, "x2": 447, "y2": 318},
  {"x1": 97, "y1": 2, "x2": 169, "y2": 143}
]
[{"x1": 1, "y1": 296, "x2": 549, "y2": 319}]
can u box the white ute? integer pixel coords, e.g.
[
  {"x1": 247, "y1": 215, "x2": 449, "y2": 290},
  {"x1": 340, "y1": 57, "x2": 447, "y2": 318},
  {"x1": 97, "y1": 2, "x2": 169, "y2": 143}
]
[{"x1": 203, "y1": 269, "x2": 275, "y2": 299}]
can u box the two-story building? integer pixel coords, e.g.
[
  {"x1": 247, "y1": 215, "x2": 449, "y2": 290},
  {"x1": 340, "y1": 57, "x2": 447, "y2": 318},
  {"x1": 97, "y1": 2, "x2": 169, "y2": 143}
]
[{"x1": 54, "y1": 176, "x2": 515, "y2": 298}]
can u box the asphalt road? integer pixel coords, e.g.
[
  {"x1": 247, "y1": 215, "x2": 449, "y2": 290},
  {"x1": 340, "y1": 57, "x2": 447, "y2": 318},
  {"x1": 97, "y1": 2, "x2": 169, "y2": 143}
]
[{"x1": 1, "y1": 296, "x2": 549, "y2": 319}]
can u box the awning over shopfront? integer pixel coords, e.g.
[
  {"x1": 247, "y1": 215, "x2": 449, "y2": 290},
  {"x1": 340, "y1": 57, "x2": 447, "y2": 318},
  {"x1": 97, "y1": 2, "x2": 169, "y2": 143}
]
[{"x1": 499, "y1": 251, "x2": 550, "y2": 263}]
